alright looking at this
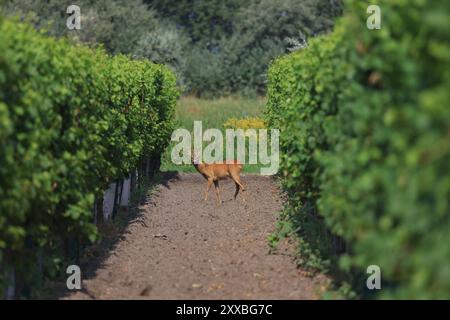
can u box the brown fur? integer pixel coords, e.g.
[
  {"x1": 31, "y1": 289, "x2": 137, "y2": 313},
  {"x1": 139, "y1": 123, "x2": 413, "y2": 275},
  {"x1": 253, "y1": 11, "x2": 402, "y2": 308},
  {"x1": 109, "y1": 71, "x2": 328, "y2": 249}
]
[{"x1": 192, "y1": 155, "x2": 245, "y2": 205}]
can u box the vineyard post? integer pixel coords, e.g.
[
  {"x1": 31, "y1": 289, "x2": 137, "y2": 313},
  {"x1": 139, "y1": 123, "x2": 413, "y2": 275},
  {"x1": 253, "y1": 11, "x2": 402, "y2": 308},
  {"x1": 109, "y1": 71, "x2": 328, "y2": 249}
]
[{"x1": 112, "y1": 180, "x2": 120, "y2": 220}]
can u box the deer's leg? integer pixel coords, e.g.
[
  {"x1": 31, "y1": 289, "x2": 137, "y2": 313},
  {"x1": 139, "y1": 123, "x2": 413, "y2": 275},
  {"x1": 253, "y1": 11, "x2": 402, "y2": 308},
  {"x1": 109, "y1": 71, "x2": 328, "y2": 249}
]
[
  {"x1": 204, "y1": 178, "x2": 213, "y2": 201},
  {"x1": 213, "y1": 180, "x2": 222, "y2": 205},
  {"x1": 233, "y1": 182, "x2": 240, "y2": 199},
  {"x1": 231, "y1": 173, "x2": 245, "y2": 191},
  {"x1": 239, "y1": 184, "x2": 246, "y2": 202},
  {"x1": 231, "y1": 175, "x2": 246, "y2": 202}
]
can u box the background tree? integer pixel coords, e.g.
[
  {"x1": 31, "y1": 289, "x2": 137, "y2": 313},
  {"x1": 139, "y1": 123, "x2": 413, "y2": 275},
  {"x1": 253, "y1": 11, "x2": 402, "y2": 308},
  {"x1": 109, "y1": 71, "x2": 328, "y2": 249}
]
[
  {"x1": 3, "y1": 0, "x2": 159, "y2": 54},
  {"x1": 3, "y1": 0, "x2": 343, "y2": 96},
  {"x1": 144, "y1": 0, "x2": 244, "y2": 44},
  {"x1": 181, "y1": 0, "x2": 343, "y2": 95}
]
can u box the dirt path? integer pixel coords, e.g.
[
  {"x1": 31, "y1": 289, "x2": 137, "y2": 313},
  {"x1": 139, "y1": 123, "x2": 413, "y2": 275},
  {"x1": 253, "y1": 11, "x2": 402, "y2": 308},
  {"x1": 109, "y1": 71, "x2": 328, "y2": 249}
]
[{"x1": 65, "y1": 173, "x2": 324, "y2": 299}]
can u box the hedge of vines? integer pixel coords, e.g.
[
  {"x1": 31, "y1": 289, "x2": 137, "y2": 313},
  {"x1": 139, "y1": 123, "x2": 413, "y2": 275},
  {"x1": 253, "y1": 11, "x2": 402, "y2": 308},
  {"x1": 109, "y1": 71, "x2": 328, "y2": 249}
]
[
  {"x1": 0, "y1": 19, "x2": 177, "y2": 297},
  {"x1": 266, "y1": 0, "x2": 450, "y2": 299}
]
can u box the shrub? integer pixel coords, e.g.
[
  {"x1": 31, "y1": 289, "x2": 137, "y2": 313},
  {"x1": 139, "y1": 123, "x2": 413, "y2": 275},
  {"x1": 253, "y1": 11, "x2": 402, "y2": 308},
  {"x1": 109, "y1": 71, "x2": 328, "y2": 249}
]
[
  {"x1": 266, "y1": 0, "x2": 450, "y2": 299},
  {"x1": 0, "y1": 18, "x2": 177, "y2": 297}
]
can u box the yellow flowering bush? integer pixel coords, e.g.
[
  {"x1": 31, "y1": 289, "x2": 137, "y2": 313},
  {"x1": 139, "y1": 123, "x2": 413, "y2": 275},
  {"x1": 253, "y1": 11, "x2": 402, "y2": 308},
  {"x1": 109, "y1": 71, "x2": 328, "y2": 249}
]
[{"x1": 223, "y1": 117, "x2": 266, "y2": 130}]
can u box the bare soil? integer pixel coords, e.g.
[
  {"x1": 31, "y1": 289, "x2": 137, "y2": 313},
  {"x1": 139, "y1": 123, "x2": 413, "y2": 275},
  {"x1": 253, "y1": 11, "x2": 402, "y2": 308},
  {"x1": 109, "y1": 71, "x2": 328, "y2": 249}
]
[{"x1": 64, "y1": 173, "x2": 326, "y2": 300}]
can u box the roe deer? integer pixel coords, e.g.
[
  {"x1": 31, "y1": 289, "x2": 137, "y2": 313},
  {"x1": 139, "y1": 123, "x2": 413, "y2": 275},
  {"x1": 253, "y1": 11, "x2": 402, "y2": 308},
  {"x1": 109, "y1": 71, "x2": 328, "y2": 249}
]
[{"x1": 191, "y1": 153, "x2": 246, "y2": 205}]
